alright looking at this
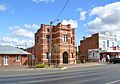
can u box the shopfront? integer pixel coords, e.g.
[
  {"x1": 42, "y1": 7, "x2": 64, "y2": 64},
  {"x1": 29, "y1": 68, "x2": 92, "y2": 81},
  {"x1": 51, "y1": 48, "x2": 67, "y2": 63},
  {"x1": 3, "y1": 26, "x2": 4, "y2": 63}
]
[{"x1": 88, "y1": 48, "x2": 120, "y2": 62}]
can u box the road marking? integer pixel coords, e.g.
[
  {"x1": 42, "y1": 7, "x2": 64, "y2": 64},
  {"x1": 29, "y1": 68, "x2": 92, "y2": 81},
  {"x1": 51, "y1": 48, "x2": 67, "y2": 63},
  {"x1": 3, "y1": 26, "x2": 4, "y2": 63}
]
[
  {"x1": 61, "y1": 67, "x2": 67, "y2": 70},
  {"x1": 106, "y1": 80, "x2": 120, "y2": 84},
  {"x1": 10, "y1": 72, "x2": 105, "y2": 84},
  {"x1": 0, "y1": 67, "x2": 106, "y2": 81},
  {"x1": 17, "y1": 76, "x2": 103, "y2": 84}
]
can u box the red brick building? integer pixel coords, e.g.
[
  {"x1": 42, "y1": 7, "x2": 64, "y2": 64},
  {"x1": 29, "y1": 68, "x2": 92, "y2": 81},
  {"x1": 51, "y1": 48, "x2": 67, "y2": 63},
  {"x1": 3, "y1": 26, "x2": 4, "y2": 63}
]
[
  {"x1": 34, "y1": 23, "x2": 76, "y2": 64},
  {"x1": 78, "y1": 33, "x2": 99, "y2": 61},
  {"x1": 27, "y1": 46, "x2": 35, "y2": 65},
  {"x1": 0, "y1": 45, "x2": 31, "y2": 66},
  {"x1": 78, "y1": 32, "x2": 118, "y2": 62}
]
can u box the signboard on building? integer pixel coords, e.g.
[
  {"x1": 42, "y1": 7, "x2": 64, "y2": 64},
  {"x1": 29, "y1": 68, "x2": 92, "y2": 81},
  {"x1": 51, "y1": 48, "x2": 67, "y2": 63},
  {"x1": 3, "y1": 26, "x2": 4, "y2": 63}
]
[{"x1": 88, "y1": 49, "x2": 100, "y2": 60}]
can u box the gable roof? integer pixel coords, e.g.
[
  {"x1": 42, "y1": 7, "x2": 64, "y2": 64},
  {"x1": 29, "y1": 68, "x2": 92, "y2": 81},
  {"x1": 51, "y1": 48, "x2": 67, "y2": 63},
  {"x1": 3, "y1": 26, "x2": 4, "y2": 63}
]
[{"x1": 0, "y1": 45, "x2": 31, "y2": 55}]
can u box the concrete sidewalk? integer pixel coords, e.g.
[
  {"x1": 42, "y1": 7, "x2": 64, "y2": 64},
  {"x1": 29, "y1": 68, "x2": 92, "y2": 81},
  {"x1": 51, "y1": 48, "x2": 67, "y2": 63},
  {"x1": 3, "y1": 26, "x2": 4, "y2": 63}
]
[
  {"x1": 0, "y1": 65, "x2": 33, "y2": 71},
  {"x1": 63, "y1": 62, "x2": 105, "y2": 68},
  {"x1": 0, "y1": 62, "x2": 106, "y2": 71}
]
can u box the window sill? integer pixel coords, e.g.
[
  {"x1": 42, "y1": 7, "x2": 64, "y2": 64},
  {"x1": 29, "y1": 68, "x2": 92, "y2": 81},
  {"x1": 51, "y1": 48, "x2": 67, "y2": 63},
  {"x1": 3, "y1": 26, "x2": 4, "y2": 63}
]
[{"x1": 16, "y1": 60, "x2": 20, "y2": 62}]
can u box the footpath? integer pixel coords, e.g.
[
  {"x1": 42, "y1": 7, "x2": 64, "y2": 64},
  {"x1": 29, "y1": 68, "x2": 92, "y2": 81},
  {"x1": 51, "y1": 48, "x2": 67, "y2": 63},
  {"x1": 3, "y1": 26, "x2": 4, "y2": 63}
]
[
  {"x1": 63, "y1": 62, "x2": 105, "y2": 68},
  {"x1": 0, "y1": 62, "x2": 106, "y2": 72}
]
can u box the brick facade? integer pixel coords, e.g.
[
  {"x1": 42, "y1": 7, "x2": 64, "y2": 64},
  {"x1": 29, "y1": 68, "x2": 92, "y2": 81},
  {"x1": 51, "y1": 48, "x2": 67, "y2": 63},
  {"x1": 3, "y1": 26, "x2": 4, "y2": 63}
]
[
  {"x1": 78, "y1": 33, "x2": 99, "y2": 61},
  {"x1": 0, "y1": 54, "x2": 28, "y2": 66},
  {"x1": 27, "y1": 47, "x2": 35, "y2": 65},
  {"x1": 34, "y1": 23, "x2": 76, "y2": 64}
]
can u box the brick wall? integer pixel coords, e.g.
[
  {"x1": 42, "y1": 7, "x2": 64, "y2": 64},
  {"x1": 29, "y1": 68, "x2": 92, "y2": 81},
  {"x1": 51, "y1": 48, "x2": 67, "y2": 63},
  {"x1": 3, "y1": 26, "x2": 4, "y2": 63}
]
[
  {"x1": 34, "y1": 23, "x2": 76, "y2": 64},
  {"x1": 79, "y1": 33, "x2": 99, "y2": 61},
  {"x1": 0, "y1": 54, "x2": 28, "y2": 66}
]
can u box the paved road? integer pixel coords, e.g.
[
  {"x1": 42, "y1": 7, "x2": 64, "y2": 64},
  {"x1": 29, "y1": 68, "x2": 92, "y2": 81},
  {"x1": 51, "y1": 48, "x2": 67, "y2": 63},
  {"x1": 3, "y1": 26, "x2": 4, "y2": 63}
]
[{"x1": 0, "y1": 64, "x2": 120, "y2": 84}]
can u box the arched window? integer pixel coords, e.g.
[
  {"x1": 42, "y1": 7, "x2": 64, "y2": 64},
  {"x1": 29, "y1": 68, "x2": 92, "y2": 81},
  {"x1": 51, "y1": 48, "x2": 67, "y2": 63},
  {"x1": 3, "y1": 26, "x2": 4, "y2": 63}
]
[{"x1": 37, "y1": 36, "x2": 40, "y2": 43}]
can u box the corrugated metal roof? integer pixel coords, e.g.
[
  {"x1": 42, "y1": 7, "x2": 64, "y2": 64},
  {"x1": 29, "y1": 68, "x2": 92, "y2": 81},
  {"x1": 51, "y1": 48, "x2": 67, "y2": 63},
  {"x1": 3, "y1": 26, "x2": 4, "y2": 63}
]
[{"x1": 0, "y1": 45, "x2": 31, "y2": 55}]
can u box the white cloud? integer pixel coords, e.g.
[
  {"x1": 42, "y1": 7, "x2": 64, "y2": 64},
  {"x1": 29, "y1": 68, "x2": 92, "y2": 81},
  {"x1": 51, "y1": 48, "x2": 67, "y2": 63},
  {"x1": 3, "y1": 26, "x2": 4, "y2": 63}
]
[
  {"x1": 1, "y1": 24, "x2": 39, "y2": 48},
  {"x1": 62, "y1": 19, "x2": 78, "y2": 28},
  {"x1": 9, "y1": 24, "x2": 39, "y2": 30},
  {"x1": 32, "y1": 0, "x2": 55, "y2": 3},
  {"x1": 0, "y1": 4, "x2": 7, "y2": 11},
  {"x1": 1, "y1": 37, "x2": 13, "y2": 43},
  {"x1": 76, "y1": 8, "x2": 82, "y2": 11},
  {"x1": 76, "y1": 8, "x2": 87, "y2": 21},
  {"x1": 87, "y1": 2, "x2": 120, "y2": 41},
  {"x1": 9, "y1": 24, "x2": 39, "y2": 38},
  {"x1": 24, "y1": 24, "x2": 39, "y2": 29},
  {"x1": 0, "y1": 37, "x2": 34, "y2": 48},
  {"x1": 80, "y1": 11, "x2": 87, "y2": 20},
  {"x1": 13, "y1": 28, "x2": 34, "y2": 38}
]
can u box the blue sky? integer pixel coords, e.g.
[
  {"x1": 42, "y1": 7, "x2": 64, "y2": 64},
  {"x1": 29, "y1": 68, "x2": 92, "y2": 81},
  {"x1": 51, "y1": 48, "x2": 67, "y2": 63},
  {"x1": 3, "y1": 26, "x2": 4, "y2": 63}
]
[{"x1": 0, "y1": 0, "x2": 120, "y2": 48}]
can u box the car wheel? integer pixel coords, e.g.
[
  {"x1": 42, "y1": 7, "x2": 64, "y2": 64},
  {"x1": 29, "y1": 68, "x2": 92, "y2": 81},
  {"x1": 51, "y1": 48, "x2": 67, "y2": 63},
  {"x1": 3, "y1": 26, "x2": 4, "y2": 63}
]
[{"x1": 113, "y1": 62, "x2": 116, "y2": 64}]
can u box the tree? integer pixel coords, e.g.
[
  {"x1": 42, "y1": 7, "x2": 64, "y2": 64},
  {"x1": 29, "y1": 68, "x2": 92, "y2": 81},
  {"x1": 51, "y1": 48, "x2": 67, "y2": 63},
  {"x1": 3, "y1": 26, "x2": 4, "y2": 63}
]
[{"x1": 52, "y1": 40, "x2": 60, "y2": 68}]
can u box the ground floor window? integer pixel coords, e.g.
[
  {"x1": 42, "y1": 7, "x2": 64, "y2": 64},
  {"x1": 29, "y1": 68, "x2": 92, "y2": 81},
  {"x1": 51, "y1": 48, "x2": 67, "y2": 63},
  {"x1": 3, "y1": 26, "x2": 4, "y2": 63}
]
[
  {"x1": 4, "y1": 56, "x2": 8, "y2": 65},
  {"x1": 16, "y1": 56, "x2": 20, "y2": 61},
  {"x1": 72, "y1": 53, "x2": 74, "y2": 58},
  {"x1": 46, "y1": 52, "x2": 49, "y2": 59}
]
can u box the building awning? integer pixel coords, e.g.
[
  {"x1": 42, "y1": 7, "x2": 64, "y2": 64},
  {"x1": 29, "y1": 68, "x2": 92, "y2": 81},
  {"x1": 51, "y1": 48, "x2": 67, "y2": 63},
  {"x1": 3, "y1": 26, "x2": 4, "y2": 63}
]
[
  {"x1": 107, "y1": 50, "x2": 120, "y2": 53},
  {"x1": 100, "y1": 50, "x2": 120, "y2": 53}
]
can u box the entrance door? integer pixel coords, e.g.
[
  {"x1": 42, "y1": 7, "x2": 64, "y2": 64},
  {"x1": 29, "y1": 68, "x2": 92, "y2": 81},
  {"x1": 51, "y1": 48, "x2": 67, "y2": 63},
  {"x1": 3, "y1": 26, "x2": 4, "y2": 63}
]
[
  {"x1": 4, "y1": 56, "x2": 8, "y2": 65},
  {"x1": 63, "y1": 52, "x2": 68, "y2": 63}
]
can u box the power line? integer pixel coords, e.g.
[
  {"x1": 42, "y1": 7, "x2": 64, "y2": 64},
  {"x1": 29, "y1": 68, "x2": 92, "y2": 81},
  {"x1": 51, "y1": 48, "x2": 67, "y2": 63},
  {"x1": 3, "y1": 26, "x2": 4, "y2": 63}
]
[
  {"x1": 52, "y1": 0, "x2": 70, "y2": 23},
  {"x1": 48, "y1": 0, "x2": 70, "y2": 66}
]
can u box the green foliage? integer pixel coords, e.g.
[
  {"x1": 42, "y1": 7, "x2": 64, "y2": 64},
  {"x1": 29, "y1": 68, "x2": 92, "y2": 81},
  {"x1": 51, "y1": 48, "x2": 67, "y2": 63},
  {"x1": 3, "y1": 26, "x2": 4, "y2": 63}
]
[
  {"x1": 76, "y1": 60, "x2": 81, "y2": 64},
  {"x1": 35, "y1": 63, "x2": 46, "y2": 68},
  {"x1": 59, "y1": 65, "x2": 64, "y2": 68}
]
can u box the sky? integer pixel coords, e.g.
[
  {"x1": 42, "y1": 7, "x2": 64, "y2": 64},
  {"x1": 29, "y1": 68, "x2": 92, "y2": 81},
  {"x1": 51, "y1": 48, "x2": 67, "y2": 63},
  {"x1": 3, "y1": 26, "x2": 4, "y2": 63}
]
[{"x1": 0, "y1": 0, "x2": 120, "y2": 48}]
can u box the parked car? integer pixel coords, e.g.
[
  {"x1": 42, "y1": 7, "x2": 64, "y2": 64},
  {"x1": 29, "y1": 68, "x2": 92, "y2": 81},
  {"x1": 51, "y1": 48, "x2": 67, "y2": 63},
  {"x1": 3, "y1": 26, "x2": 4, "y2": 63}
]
[{"x1": 109, "y1": 58, "x2": 120, "y2": 64}]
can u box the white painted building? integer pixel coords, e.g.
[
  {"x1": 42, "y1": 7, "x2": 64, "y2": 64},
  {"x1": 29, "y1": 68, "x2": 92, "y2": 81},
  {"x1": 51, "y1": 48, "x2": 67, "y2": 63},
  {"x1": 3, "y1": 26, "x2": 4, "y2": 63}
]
[
  {"x1": 99, "y1": 32, "x2": 117, "y2": 50},
  {"x1": 88, "y1": 32, "x2": 120, "y2": 62}
]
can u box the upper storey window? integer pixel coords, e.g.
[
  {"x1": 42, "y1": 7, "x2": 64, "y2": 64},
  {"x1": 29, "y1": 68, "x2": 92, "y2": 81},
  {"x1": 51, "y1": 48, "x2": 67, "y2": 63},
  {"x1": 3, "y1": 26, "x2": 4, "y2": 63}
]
[
  {"x1": 63, "y1": 34, "x2": 68, "y2": 42},
  {"x1": 37, "y1": 36, "x2": 40, "y2": 43},
  {"x1": 46, "y1": 35, "x2": 50, "y2": 42},
  {"x1": 47, "y1": 28, "x2": 50, "y2": 32},
  {"x1": 112, "y1": 42, "x2": 114, "y2": 47},
  {"x1": 103, "y1": 41, "x2": 105, "y2": 50}
]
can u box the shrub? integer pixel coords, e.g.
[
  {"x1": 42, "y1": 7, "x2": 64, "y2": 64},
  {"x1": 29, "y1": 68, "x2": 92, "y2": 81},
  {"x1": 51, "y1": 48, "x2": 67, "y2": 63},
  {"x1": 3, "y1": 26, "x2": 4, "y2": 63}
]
[
  {"x1": 36, "y1": 63, "x2": 46, "y2": 68},
  {"x1": 59, "y1": 65, "x2": 64, "y2": 68}
]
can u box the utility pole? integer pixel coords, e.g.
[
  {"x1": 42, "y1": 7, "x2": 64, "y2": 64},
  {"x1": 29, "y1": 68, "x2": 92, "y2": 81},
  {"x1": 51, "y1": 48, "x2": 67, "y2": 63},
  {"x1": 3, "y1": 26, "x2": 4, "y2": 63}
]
[
  {"x1": 48, "y1": 19, "x2": 59, "y2": 67},
  {"x1": 48, "y1": 21, "x2": 53, "y2": 67}
]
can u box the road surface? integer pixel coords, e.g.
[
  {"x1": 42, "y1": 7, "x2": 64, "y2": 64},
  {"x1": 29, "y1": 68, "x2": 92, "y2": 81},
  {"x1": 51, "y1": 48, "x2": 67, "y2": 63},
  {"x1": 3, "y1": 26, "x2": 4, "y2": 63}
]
[{"x1": 0, "y1": 64, "x2": 120, "y2": 84}]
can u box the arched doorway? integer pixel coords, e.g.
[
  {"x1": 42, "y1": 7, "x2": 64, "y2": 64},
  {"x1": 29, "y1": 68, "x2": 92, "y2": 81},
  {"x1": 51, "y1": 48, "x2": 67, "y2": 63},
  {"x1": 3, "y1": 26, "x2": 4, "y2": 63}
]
[{"x1": 63, "y1": 52, "x2": 68, "y2": 64}]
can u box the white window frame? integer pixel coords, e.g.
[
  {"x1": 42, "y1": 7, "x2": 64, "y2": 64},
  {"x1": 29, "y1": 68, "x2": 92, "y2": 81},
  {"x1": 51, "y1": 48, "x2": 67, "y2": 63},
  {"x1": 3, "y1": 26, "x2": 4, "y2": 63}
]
[
  {"x1": 103, "y1": 41, "x2": 106, "y2": 50},
  {"x1": 46, "y1": 35, "x2": 50, "y2": 42},
  {"x1": 63, "y1": 34, "x2": 68, "y2": 42},
  {"x1": 46, "y1": 52, "x2": 49, "y2": 59},
  {"x1": 16, "y1": 56, "x2": 20, "y2": 62}
]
